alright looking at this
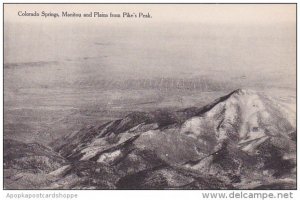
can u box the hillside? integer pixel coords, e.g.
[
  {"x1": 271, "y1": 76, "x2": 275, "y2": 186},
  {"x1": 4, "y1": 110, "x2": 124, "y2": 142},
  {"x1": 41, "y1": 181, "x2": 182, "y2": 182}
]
[{"x1": 4, "y1": 89, "x2": 296, "y2": 189}]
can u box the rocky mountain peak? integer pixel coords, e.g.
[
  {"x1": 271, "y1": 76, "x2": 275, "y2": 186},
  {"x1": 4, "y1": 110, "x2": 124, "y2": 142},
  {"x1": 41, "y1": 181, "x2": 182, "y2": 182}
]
[{"x1": 4, "y1": 89, "x2": 296, "y2": 189}]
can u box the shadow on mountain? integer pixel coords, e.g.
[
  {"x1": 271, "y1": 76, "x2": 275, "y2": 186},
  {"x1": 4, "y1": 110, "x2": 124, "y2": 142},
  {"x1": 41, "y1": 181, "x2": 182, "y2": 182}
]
[{"x1": 4, "y1": 89, "x2": 296, "y2": 189}]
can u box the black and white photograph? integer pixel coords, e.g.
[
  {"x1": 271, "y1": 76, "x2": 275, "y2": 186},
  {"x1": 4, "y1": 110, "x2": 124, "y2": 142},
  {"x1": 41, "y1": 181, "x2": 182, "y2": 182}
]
[{"x1": 2, "y1": 3, "x2": 297, "y2": 191}]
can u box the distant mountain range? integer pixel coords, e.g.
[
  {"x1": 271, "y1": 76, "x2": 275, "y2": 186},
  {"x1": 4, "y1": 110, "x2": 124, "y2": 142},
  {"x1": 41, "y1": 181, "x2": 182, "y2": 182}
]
[{"x1": 4, "y1": 89, "x2": 296, "y2": 189}]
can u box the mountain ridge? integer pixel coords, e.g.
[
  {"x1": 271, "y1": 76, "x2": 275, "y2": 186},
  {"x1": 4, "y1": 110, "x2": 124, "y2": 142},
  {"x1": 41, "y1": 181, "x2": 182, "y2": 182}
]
[{"x1": 4, "y1": 89, "x2": 296, "y2": 189}]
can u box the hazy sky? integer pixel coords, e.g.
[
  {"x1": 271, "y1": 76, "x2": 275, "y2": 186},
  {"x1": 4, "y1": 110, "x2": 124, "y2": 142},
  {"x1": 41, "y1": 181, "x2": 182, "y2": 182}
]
[
  {"x1": 4, "y1": 4, "x2": 296, "y2": 24},
  {"x1": 4, "y1": 4, "x2": 296, "y2": 88}
]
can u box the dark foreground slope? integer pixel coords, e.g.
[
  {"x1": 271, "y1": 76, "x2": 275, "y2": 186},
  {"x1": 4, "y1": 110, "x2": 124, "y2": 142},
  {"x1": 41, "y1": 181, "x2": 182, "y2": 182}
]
[
  {"x1": 4, "y1": 139, "x2": 67, "y2": 189},
  {"x1": 4, "y1": 89, "x2": 296, "y2": 189}
]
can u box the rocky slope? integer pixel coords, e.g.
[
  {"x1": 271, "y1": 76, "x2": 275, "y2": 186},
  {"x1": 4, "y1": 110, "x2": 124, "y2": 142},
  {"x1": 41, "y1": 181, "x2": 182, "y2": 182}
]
[
  {"x1": 4, "y1": 89, "x2": 296, "y2": 189},
  {"x1": 4, "y1": 139, "x2": 67, "y2": 189}
]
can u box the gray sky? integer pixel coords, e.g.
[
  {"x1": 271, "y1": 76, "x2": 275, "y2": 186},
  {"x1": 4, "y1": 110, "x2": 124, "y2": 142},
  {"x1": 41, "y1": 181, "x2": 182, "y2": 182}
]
[{"x1": 4, "y1": 4, "x2": 296, "y2": 88}]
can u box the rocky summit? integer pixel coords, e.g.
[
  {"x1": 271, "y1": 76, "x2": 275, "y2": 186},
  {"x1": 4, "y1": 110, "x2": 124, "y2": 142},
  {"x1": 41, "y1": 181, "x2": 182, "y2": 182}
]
[{"x1": 4, "y1": 89, "x2": 296, "y2": 189}]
